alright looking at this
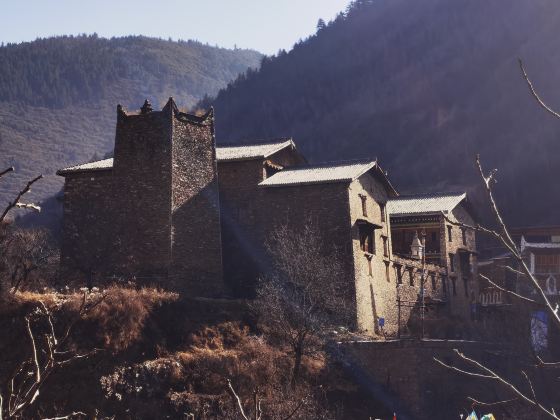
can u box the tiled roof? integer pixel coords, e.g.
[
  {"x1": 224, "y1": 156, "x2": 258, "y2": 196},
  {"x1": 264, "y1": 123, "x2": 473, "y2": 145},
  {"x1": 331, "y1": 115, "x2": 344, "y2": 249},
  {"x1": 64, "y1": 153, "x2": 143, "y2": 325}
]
[
  {"x1": 57, "y1": 158, "x2": 114, "y2": 175},
  {"x1": 58, "y1": 140, "x2": 296, "y2": 175},
  {"x1": 521, "y1": 236, "x2": 560, "y2": 251},
  {"x1": 216, "y1": 139, "x2": 294, "y2": 162},
  {"x1": 387, "y1": 192, "x2": 466, "y2": 216},
  {"x1": 259, "y1": 160, "x2": 377, "y2": 187}
]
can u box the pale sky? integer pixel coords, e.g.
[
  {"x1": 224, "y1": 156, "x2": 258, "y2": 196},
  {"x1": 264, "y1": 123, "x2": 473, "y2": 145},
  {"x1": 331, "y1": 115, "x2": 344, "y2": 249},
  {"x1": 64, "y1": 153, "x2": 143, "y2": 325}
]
[{"x1": 0, "y1": 0, "x2": 350, "y2": 54}]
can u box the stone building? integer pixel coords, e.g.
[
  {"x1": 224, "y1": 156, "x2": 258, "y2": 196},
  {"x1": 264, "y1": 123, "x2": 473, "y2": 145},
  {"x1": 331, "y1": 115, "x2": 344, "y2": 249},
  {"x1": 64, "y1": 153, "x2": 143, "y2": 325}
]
[
  {"x1": 58, "y1": 99, "x2": 478, "y2": 336},
  {"x1": 387, "y1": 192, "x2": 478, "y2": 320},
  {"x1": 58, "y1": 99, "x2": 223, "y2": 296}
]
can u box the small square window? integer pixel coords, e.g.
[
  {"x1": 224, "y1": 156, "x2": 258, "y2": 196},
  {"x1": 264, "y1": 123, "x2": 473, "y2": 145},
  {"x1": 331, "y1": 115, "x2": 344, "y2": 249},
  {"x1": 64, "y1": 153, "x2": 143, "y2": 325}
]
[{"x1": 447, "y1": 226, "x2": 453, "y2": 242}]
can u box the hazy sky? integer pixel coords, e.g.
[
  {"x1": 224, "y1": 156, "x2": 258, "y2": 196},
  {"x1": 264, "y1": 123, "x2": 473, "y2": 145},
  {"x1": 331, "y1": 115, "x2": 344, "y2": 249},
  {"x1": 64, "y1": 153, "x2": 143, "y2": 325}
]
[{"x1": 0, "y1": 0, "x2": 350, "y2": 54}]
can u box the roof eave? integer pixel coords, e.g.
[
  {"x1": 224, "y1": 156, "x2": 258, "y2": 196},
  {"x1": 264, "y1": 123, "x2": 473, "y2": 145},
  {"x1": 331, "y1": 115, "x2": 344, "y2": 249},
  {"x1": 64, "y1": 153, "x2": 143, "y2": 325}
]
[
  {"x1": 258, "y1": 178, "x2": 353, "y2": 188},
  {"x1": 57, "y1": 167, "x2": 113, "y2": 177}
]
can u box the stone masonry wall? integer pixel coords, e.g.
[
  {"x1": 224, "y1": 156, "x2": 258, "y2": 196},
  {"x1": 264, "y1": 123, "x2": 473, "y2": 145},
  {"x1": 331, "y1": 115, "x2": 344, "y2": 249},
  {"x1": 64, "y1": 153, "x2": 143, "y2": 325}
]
[
  {"x1": 348, "y1": 174, "x2": 393, "y2": 334},
  {"x1": 111, "y1": 107, "x2": 173, "y2": 279},
  {"x1": 442, "y1": 204, "x2": 477, "y2": 318},
  {"x1": 218, "y1": 159, "x2": 266, "y2": 296},
  {"x1": 260, "y1": 182, "x2": 358, "y2": 327},
  {"x1": 59, "y1": 170, "x2": 115, "y2": 282},
  {"x1": 337, "y1": 339, "x2": 516, "y2": 420},
  {"x1": 170, "y1": 111, "x2": 223, "y2": 296}
]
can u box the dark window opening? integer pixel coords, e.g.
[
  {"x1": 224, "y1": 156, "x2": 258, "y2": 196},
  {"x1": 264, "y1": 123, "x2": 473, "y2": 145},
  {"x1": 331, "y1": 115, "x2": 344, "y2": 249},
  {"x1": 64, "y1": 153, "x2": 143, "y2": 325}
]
[
  {"x1": 395, "y1": 264, "x2": 403, "y2": 284},
  {"x1": 461, "y1": 228, "x2": 467, "y2": 245},
  {"x1": 359, "y1": 226, "x2": 374, "y2": 254},
  {"x1": 431, "y1": 231, "x2": 437, "y2": 242},
  {"x1": 359, "y1": 194, "x2": 368, "y2": 217},
  {"x1": 449, "y1": 253, "x2": 455, "y2": 272},
  {"x1": 408, "y1": 268, "x2": 414, "y2": 286},
  {"x1": 384, "y1": 261, "x2": 390, "y2": 282},
  {"x1": 447, "y1": 225, "x2": 453, "y2": 242},
  {"x1": 382, "y1": 236, "x2": 388, "y2": 257}
]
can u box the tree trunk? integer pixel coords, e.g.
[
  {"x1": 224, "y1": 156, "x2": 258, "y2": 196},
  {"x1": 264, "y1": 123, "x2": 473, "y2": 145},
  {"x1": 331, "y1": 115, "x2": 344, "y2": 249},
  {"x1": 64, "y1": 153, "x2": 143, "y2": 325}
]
[{"x1": 291, "y1": 340, "x2": 304, "y2": 388}]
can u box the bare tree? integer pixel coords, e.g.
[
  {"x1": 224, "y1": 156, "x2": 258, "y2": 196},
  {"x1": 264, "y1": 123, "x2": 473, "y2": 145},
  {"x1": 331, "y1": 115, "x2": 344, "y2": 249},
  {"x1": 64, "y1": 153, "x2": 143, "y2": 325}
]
[
  {"x1": 254, "y1": 222, "x2": 350, "y2": 386},
  {"x1": 0, "y1": 291, "x2": 104, "y2": 419},
  {"x1": 0, "y1": 168, "x2": 43, "y2": 298},
  {"x1": 0, "y1": 227, "x2": 58, "y2": 293},
  {"x1": 433, "y1": 60, "x2": 560, "y2": 418},
  {"x1": 226, "y1": 379, "x2": 307, "y2": 420}
]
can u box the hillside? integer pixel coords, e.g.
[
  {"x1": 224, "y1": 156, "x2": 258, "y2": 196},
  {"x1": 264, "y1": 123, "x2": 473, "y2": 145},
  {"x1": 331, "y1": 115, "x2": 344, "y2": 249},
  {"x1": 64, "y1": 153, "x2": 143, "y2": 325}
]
[
  {"x1": 205, "y1": 0, "x2": 560, "y2": 226},
  {"x1": 0, "y1": 35, "x2": 261, "y2": 222}
]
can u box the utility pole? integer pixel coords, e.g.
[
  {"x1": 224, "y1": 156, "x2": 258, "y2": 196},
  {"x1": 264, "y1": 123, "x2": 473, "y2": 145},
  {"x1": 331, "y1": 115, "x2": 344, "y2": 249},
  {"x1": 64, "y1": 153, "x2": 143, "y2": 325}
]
[{"x1": 420, "y1": 228, "x2": 426, "y2": 340}]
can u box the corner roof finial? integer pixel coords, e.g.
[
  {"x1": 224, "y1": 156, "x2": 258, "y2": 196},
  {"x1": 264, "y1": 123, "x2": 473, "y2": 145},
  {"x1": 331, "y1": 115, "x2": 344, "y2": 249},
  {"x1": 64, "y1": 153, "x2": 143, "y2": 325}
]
[{"x1": 140, "y1": 99, "x2": 153, "y2": 114}]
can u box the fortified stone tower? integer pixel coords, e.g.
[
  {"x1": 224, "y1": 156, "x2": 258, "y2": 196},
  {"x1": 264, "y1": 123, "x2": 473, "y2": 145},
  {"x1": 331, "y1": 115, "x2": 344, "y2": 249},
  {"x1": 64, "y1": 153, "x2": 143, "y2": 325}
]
[
  {"x1": 113, "y1": 98, "x2": 223, "y2": 294},
  {"x1": 65, "y1": 98, "x2": 224, "y2": 296}
]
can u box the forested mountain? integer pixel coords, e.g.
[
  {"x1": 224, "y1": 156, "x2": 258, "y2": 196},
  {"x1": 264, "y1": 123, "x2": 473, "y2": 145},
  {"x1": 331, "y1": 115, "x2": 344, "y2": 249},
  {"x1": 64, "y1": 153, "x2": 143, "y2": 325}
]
[
  {"x1": 205, "y1": 0, "x2": 560, "y2": 226},
  {"x1": 0, "y1": 35, "x2": 261, "y2": 225}
]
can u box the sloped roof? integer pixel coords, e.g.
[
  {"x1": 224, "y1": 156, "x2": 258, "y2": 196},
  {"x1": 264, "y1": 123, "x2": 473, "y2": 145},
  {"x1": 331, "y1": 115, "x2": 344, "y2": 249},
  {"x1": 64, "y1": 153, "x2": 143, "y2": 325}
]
[
  {"x1": 521, "y1": 236, "x2": 560, "y2": 251},
  {"x1": 58, "y1": 139, "x2": 296, "y2": 175},
  {"x1": 216, "y1": 139, "x2": 295, "y2": 162},
  {"x1": 57, "y1": 158, "x2": 114, "y2": 175},
  {"x1": 387, "y1": 192, "x2": 466, "y2": 216},
  {"x1": 259, "y1": 160, "x2": 377, "y2": 187}
]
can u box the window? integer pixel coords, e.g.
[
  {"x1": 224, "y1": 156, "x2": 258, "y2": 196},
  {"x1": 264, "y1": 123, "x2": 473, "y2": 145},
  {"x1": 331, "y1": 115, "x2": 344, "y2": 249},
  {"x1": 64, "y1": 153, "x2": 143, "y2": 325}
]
[
  {"x1": 380, "y1": 203, "x2": 386, "y2": 222},
  {"x1": 382, "y1": 235, "x2": 389, "y2": 257},
  {"x1": 395, "y1": 264, "x2": 403, "y2": 284},
  {"x1": 359, "y1": 227, "x2": 374, "y2": 254},
  {"x1": 367, "y1": 255, "x2": 373, "y2": 277},
  {"x1": 431, "y1": 231, "x2": 437, "y2": 242},
  {"x1": 447, "y1": 225, "x2": 453, "y2": 242},
  {"x1": 408, "y1": 268, "x2": 414, "y2": 286},
  {"x1": 449, "y1": 253, "x2": 455, "y2": 272},
  {"x1": 384, "y1": 261, "x2": 391, "y2": 282},
  {"x1": 461, "y1": 228, "x2": 467, "y2": 245},
  {"x1": 451, "y1": 277, "x2": 457, "y2": 296},
  {"x1": 535, "y1": 254, "x2": 560, "y2": 274},
  {"x1": 431, "y1": 273, "x2": 437, "y2": 290},
  {"x1": 359, "y1": 194, "x2": 368, "y2": 217}
]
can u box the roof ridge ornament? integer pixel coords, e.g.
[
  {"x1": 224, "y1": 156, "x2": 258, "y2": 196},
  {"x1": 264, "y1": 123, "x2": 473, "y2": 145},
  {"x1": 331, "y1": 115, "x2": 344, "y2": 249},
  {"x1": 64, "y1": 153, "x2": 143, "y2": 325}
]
[{"x1": 140, "y1": 99, "x2": 153, "y2": 114}]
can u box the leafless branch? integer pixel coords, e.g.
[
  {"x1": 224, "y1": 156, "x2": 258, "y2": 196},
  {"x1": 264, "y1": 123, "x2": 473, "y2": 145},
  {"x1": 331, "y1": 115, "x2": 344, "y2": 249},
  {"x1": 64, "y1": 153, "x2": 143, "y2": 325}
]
[
  {"x1": 536, "y1": 356, "x2": 560, "y2": 368},
  {"x1": 433, "y1": 357, "x2": 495, "y2": 379},
  {"x1": 453, "y1": 349, "x2": 560, "y2": 419},
  {"x1": 0, "y1": 167, "x2": 14, "y2": 179},
  {"x1": 227, "y1": 379, "x2": 250, "y2": 420},
  {"x1": 41, "y1": 412, "x2": 86, "y2": 420},
  {"x1": 0, "y1": 174, "x2": 43, "y2": 223},
  {"x1": 281, "y1": 397, "x2": 307, "y2": 420},
  {"x1": 472, "y1": 154, "x2": 560, "y2": 327},
  {"x1": 479, "y1": 273, "x2": 536, "y2": 303},
  {"x1": 467, "y1": 396, "x2": 517, "y2": 406},
  {"x1": 518, "y1": 58, "x2": 560, "y2": 120}
]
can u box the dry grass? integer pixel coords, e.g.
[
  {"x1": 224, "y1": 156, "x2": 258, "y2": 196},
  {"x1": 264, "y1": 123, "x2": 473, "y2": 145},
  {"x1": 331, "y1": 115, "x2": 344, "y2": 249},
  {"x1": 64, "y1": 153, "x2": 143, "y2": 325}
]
[{"x1": 12, "y1": 285, "x2": 178, "y2": 352}]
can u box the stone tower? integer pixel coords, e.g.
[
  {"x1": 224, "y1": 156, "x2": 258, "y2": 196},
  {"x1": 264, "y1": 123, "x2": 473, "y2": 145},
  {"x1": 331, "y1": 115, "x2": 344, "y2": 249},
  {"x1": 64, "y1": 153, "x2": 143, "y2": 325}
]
[{"x1": 109, "y1": 98, "x2": 223, "y2": 295}]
